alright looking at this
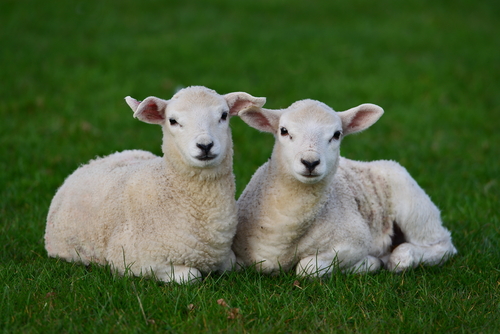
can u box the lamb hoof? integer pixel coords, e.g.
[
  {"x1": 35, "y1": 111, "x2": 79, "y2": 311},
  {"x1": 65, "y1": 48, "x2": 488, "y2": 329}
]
[
  {"x1": 296, "y1": 256, "x2": 332, "y2": 278},
  {"x1": 343, "y1": 255, "x2": 382, "y2": 274},
  {"x1": 387, "y1": 243, "x2": 414, "y2": 272},
  {"x1": 159, "y1": 266, "x2": 202, "y2": 284}
]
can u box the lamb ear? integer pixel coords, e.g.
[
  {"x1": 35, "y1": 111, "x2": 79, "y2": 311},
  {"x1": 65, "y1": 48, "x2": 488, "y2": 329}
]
[
  {"x1": 125, "y1": 96, "x2": 141, "y2": 112},
  {"x1": 339, "y1": 103, "x2": 384, "y2": 135},
  {"x1": 127, "y1": 96, "x2": 168, "y2": 125},
  {"x1": 238, "y1": 107, "x2": 282, "y2": 133},
  {"x1": 224, "y1": 92, "x2": 266, "y2": 116}
]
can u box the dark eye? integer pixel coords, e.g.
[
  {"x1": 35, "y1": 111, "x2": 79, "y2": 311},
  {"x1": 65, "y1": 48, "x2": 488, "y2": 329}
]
[
  {"x1": 331, "y1": 130, "x2": 342, "y2": 141},
  {"x1": 169, "y1": 118, "x2": 178, "y2": 126},
  {"x1": 221, "y1": 112, "x2": 228, "y2": 121},
  {"x1": 280, "y1": 127, "x2": 289, "y2": 136}
]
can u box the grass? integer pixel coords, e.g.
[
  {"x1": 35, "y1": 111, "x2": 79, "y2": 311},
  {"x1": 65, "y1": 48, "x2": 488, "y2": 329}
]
[{"x1": 1, "y1": 0, "x2": 499, "y2": 332}]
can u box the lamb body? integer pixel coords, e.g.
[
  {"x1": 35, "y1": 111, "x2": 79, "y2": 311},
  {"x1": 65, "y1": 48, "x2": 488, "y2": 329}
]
[
  {"x1": 233, "y1": 99, "x2": 457, "y2": 276},
  {"x1": 45, "y1": 86, "x2": 265, "y2": 283}
]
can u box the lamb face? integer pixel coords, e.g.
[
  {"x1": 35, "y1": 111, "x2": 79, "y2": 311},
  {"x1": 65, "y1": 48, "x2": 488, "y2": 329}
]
[
  {"x1": 276, "y1": 101, "x2": 344, "y2": 184},
  {"x1": 126, "y1": 86, "x2": 266, "y2": 170},
  {"x1": 238, "y1": 99, "x2": 384, "y2": 184},
  {"x1": 165, "y1": 90, "x2": 232, "y2": 168}
]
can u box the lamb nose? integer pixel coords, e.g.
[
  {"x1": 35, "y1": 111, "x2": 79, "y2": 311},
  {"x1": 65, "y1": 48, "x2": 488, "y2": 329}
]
[
  {"x1": 301, "y1": 158, "x2": 320, "y2": 172},
  {"x1": 197, "y1": 142, "x2": 214, "y2": 154}
]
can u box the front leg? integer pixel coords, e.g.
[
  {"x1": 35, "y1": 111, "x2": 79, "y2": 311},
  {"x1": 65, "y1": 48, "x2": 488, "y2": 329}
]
[
  {"x1": 156, "y1": 265, "x2": 202, "y2": 284},
  {"x1": 296, "y1": 250, "x2": 382, "y2": 278},
  {"x1": 343, "y1": 255, "x2": 382, "y2": 274},
  {"x1": 218, "y1": 250, "x2": 237, "y2": 272},
  {"x1": 296, "y1": 254, "x2": 335, "y2": 277}
]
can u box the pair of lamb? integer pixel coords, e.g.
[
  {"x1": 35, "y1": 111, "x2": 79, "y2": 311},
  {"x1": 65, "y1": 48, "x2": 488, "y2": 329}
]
[{"x1": 45, "y1": 86, "x2": 457, "y2": 283}]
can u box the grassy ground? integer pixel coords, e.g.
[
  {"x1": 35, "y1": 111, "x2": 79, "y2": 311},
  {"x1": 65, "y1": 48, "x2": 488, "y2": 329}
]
[{"x1": 1, "y1": 0, "x2": 499, "y2": 332}]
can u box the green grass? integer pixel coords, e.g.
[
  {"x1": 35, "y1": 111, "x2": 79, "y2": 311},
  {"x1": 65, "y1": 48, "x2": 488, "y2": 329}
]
[{"x1": 1, "y1": 0, "x2": 499, "y2": 332}]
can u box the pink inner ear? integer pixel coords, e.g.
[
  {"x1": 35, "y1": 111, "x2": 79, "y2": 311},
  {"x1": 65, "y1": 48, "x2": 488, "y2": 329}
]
[
  {"x1": 229, "y1": 99, "x2": 253, "y2": 115},
  {"x1": 349, "y1": 114, "x2": 364, "y2": 129},
  {"x1": 348, "y1": 110, "x2": 371, "y2": 131},
  {"x1": 246, "y1": 110, "x2": 272, "y2": 128},
  {"x1": 142, "y1": 102, "x2": 165, "y2": 122}
]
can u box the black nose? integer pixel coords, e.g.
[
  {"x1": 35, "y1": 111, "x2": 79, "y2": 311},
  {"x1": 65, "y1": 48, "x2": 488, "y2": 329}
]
[
  {"x1": 197, "y1": 142, "x2": 214, "y2": 155},
  {"x1": 301, "y1": 158, "x2": 320, "y2": 173}
]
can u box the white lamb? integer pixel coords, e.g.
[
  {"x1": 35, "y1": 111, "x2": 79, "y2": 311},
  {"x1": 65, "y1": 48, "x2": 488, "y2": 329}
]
[
  {"x1": 44, "y1": 86, "x2": 266, "y2": 283},
  {"x1": 233, "y1": 99, "x2": 457, "y2": 276}
]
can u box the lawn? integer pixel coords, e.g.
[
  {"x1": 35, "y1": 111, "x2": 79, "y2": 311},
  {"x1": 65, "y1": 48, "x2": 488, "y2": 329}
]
[{"x1": 1, "y1": 0, "x2": 499, "y2": 332}]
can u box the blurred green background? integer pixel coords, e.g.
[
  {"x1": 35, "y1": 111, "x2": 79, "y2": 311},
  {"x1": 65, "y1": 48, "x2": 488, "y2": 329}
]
[{"x1": 1, "y1": 0, "x2": 499, "y2": 332}]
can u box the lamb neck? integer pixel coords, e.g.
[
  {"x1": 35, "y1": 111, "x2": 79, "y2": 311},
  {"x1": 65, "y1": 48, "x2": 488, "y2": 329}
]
[{"x1": 265, "y1": 160, "x2": 332, "y2": 241}]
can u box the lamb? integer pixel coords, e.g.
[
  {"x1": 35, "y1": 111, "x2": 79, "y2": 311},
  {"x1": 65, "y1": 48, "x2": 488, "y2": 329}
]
[
  {"x1": 44, "y1": 86, "x2": 266, "y2": 283},
  {"x1": 233, "y1": 99, "x2": 457, "y2": 276}
]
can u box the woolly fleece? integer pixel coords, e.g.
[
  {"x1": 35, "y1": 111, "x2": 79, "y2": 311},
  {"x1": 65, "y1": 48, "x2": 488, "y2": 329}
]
[
  {"x1": 45, "y1": 86, "x2": 266, "y2": 283},
  {"x1": 233, "y1": 99, "x2": 457, "y2": 276}
]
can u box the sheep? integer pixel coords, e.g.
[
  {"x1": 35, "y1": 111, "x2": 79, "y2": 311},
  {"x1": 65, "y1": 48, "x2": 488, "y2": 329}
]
[
  {"x1": 233, "y1": 99, "x2": 457, "y2": 276},
  {"x1": 44, "y1": 86, "x2": 266, "y2": 283}
]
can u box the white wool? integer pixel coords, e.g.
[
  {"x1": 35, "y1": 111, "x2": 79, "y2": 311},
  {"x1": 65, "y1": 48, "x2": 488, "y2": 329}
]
[
  {"x1": 45, "y1": 86, "x2": 266, "y2": 283},
  {"x1": 234, "y1": 99, "x2": 457, "y2": 276}
]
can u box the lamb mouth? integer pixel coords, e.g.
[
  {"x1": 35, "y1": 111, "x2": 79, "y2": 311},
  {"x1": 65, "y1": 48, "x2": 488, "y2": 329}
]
[
  {"x1": 301, "y1": 173, "x2": 320, "y2": 178},
  {"x1": 196, "y1": 155, "x2": 216, "y2": 161}
]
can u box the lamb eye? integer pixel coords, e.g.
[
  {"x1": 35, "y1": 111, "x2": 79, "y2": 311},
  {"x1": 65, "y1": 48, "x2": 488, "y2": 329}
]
[
  {"x1": 221, "y1": 112, "x2": 228, "y2": 121},
  {"x1": 280, "y1": 127, "x2": 289, "y2": 136},
  {"x1": 331, "y1": 130, "x2": 342, "y2": 141},
  {"x1": 169, "y1": 118, "x2": 178, "y2": 126}
]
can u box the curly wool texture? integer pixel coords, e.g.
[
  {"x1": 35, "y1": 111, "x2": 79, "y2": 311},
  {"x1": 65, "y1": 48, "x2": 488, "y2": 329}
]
[
  {"x1": 233, "y1": 100, "x2": 457, "y2": 276},
  {"x1": 45, "y1": 86, "x2": 266, "y2": 283}
]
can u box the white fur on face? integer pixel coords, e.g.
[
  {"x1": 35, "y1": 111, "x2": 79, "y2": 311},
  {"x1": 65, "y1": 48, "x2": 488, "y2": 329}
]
[
  {"x1": 166, "y1": 90, "x2": 231, "y2": 168},
  {"x1": 277, "y1": 103, "x2": 343, "y2": 184}
]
